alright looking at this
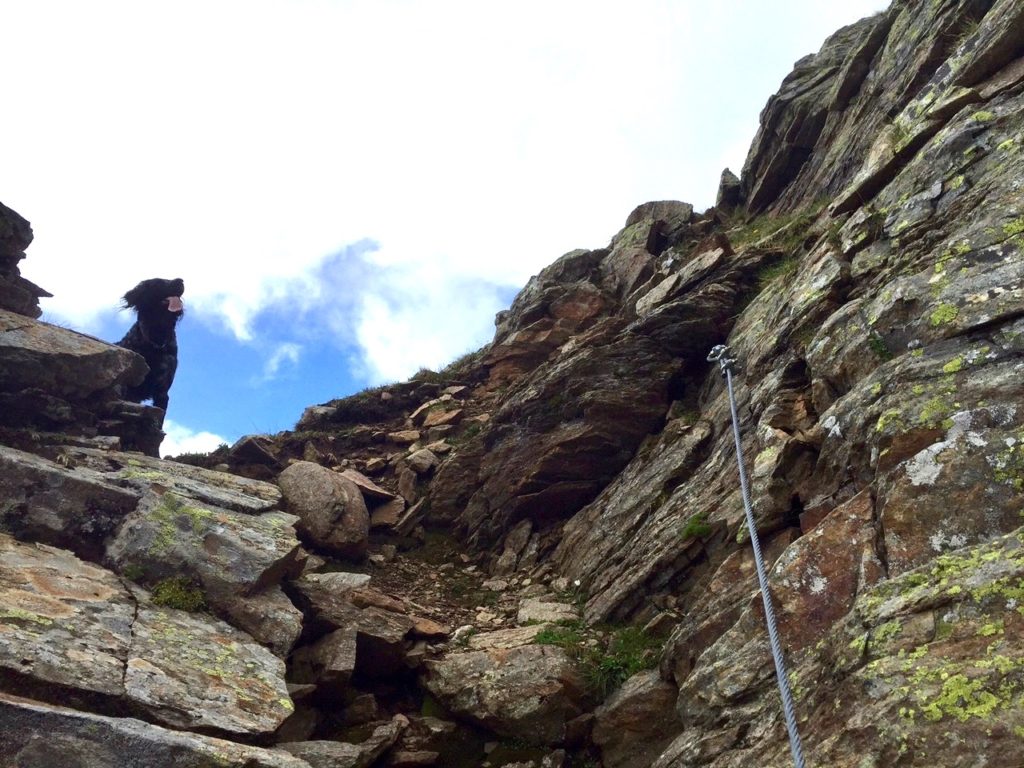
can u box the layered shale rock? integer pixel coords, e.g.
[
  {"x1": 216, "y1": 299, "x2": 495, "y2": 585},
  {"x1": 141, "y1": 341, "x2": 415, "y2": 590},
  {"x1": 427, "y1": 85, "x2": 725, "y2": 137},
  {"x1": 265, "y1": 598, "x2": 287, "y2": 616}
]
[{"x1": 4, "y1": 0, "x2": 1024, "y2": 765}]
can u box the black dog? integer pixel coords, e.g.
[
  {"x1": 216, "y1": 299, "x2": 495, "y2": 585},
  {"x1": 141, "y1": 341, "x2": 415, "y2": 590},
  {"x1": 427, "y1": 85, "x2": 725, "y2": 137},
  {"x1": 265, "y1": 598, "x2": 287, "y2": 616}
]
[{"x1": 117, "y1": 277, "x2": 185, "y2": 415}]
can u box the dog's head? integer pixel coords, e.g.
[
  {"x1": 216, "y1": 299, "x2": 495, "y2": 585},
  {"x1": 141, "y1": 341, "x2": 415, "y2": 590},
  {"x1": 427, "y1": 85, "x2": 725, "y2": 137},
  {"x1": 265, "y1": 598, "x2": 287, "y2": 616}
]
[{"x1": 122, "y1": 277, "x2": 185, "y2": 321}]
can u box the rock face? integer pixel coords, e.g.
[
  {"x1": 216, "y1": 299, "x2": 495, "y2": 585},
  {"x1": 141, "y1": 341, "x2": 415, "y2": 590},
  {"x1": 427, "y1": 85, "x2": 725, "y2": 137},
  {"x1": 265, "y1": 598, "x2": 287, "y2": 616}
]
[{"x1": 4, "y1": 1, "x2": 1024, "y2": 766}]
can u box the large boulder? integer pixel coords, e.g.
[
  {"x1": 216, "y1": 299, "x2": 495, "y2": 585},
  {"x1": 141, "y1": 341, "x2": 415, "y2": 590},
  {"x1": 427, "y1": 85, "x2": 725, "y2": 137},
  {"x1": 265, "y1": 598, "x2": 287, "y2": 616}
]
[
  {"x1": 277, "y1": 461, "x2": 370, "y2": 559},
  {"x1": 422, "y1": 644, "x2": 586, "y2": 745}
]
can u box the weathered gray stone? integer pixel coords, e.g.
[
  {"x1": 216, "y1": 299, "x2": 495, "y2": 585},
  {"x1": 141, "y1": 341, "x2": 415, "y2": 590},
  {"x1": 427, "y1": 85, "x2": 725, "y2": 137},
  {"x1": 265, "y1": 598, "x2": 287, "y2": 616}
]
[
  {"x1": 592, "y1": 670, "x2": 680, "y2": 768},
  {"x1": 278, "y1": 461, "x2": 369, "y2": 559},
  {"x1": 466, "y1": 625, "x2": 548, "y2": 651},
  {"x1": 492, "y1": 519, "x2": 534, "y2": 577},
  {"x1": 388, "y1": 430, "x2": 421, "y2": 445},
  {"x1": 290, "y1": 628, "x2": 358, "y2": 690},
  {"x1": 126, "y1": 605, "x2": 294, "y2": 735},
  {"x1": 279, "y1": 716, "x2": 407, "y2": 768},
  {"x1": 0, "y1": 308, "x2": 145, "y2": 399},
  {"x1": 0, "y1": 444, "x2": 141, "y2": 562},
  {"x1": 297, "y1": 405, "x2": 338, "y2": 431},
  {"x1": 69, "y1": 445, "x2": 282, "y2": 514},
  {"x1": 0, "y1": 534, "x2": 294, "y2": 737},
  {"x1": 516, "y1": 599, "x2": 579, "y2": 625},
  {"x1": 370, "y1": 497, "x2": 406, "y2": 529},
  {"x1": 406, "y1": 449, "x2": 439, "y2": 475},
  {"x1": 0, "y1": 692, "x2": 312, "y2": 768},
  {"x1": 225, "y1": 584, "x2": 305, "y2": 657},
  {"x1": 293, "y1": 573, "x2": 414, "y2": 679},
  {"x1": 339, "y1": 468, "x2": 397, "y2": 501},
  {"x1": 421, "y1": 407, "x2": 463, "y2": 429},
  {"x1": 0, "y1": 201, "x2": 47, "y2": 318},
  {"x1": 105, "y1": 491, "x2": 304, "y2": 647},
  {"x1": 0, "y1": 533, "x2": 134, "y2": 699},
  {"x1": 228, "y1": 434, "x2": 281, "y2": 467},
  {"x1": 423, "y1": 645, "x2": 586, "y2": 744},
  {"x1": 397, "y1": 466, "x2": 418, "y2": 503},
  {"x1": 715, "y1": 168, "x2": 743, "y2": 211}
]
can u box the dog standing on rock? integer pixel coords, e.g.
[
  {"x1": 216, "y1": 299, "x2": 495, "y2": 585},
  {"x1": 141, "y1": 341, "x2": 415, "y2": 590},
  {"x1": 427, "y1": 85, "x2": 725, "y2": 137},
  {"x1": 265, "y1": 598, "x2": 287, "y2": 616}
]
[{"x1": 117, "y1": 277, "x2": 185, "y2": 417}]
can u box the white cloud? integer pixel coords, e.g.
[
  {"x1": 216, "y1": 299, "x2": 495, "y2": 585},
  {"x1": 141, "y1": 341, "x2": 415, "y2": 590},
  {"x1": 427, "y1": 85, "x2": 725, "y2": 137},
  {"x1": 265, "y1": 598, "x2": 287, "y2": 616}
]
[
  {"x1": 253, "y1": 342, "x2": 302, "y2": 384},
  {"x1": 4, "y1": 0, "x2": 890, "y2": 382},
  {"x1": 355, "y1": 273, "x2": 506, "y2": 383},
  {"x1": 160, "y1": 419, "x2": 229, "y2": 459}
]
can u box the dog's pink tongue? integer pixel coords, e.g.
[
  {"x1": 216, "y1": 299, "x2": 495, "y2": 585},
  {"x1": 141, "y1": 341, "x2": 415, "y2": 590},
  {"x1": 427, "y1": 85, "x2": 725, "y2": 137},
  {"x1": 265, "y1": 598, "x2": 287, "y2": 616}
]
[{"x1": 167, "y1": 296, "x2": 184, "y2": 313}]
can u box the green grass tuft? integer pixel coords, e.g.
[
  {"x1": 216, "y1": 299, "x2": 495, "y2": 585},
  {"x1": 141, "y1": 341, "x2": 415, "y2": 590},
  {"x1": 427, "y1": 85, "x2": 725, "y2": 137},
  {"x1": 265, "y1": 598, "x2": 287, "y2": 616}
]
[
  {"x1": 150, "y1": 576, "x2": 207, "y2": 612},
  {"x1": 868, "y1": 333, "x2": 893, "y2": 361},
  {"x1": 680, "y1": 512, "x2": 712, "y2": 541},
  {"x1": 534, "y1": 622, "x2": 663, "y2": 699}
]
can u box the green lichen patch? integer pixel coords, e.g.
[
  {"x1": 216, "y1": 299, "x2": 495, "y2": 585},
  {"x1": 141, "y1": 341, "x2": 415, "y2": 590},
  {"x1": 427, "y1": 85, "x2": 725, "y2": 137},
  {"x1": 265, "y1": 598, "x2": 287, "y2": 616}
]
[
  {"x1": 919, "y1": 395, "x2": 956, "y2": 428},
  {"x1": 857, "y1": 529, "x2": 1024, "y2": 622},
  {"x1": 874, "y1": 619, "x2": 903, "y2": 645},
  {"x1": 149, "y1": 493, "x2": 218, "y2": 555},
  {"x1": 918, "y1": 670, "x2": 1007, "y2": 722},
  {"x1": 929, "y1": 303, "x2": 959, "y2": 326},
  {"x1": 990, "y1": 433, "x2": 1024, "y2": 490},
  {"x1": 0, "y1": 607, "x2": 55, "y2": 626},
  {"x1": 1003, "y1": 217, "x2": 1024, "y2": 239},
  {"x1": 941, "y1": 356, "x2": 964, "y2": 374},
  {"x1": 877, "y1": 408, "x2": 908, "y2": 434}
]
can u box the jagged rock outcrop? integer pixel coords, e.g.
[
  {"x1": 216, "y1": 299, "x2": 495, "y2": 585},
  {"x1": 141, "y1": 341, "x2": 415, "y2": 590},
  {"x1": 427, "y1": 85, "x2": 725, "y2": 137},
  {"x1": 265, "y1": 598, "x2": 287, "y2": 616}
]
[
  {"x1": 3, "y1": 0, "x2": 1024, "y2": 765},
  {"x1": 0, "y1": 202, "x2": 49, "y2": 318}
]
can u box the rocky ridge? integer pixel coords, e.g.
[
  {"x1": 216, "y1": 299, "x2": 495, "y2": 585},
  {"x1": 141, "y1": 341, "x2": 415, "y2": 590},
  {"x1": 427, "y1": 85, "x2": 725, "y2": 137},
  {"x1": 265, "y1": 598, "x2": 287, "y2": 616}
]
[{"x1": 2, "y1": 0, "x2": 1024, "y2": 766}]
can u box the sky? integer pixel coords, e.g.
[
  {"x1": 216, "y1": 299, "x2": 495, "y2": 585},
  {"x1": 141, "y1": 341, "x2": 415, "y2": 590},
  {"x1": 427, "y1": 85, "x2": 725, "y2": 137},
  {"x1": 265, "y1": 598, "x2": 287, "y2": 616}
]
[{"x1": 2, "y1": 0, "x2": 889, "y2": 456}]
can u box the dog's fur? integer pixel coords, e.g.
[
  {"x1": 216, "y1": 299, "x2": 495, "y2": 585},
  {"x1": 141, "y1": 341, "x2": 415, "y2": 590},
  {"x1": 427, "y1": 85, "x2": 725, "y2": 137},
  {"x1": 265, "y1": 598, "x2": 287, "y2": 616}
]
[{"x1": 117, "y1": 277, "x2": 185, "y2": 415}]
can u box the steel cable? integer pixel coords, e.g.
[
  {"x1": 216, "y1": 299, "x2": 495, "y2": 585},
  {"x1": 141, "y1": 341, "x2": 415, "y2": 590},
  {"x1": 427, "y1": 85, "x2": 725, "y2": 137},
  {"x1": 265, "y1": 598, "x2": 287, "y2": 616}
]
[{"x1": 709, "y1": 344, "x2": 807, "y2": 768}]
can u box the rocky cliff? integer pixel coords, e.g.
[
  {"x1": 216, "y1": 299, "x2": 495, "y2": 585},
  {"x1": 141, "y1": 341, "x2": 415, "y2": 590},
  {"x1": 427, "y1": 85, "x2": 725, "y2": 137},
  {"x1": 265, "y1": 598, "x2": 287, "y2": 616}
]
[{"x1": 2, "y1": 0, "x2": 1024, "y2": 766}]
